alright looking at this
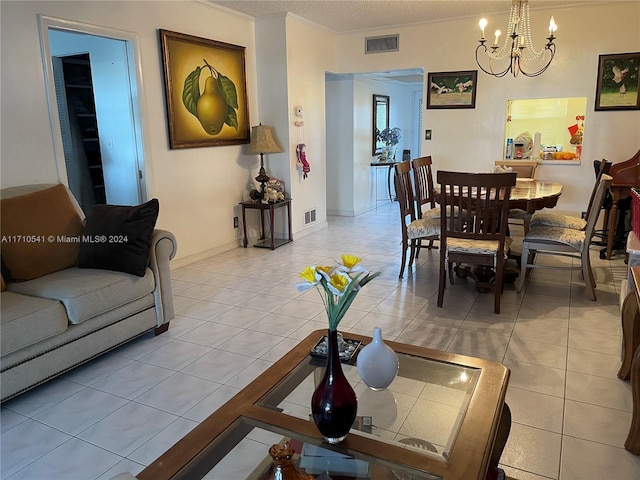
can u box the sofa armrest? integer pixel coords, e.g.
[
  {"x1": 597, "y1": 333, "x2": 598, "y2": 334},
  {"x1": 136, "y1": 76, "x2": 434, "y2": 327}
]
[{"x1": 148, "y1": 229, "x2": 177, "y2": 327}]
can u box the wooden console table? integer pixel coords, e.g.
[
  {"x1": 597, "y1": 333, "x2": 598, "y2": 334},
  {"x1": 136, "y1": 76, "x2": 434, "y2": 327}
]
[{"x1": 241, "y1": 199, "x2": 292, "y2": 250}]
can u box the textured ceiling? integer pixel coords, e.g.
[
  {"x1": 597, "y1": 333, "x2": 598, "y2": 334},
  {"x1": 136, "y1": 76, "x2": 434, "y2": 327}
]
[{"x1": 208, "y1": 0, "x2": 582, "y2": 33}]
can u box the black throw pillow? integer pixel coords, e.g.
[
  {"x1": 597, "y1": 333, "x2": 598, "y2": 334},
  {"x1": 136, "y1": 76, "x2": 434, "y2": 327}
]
[{"x1": 77, "y1": 199, "x2": 159, "y2": 277}]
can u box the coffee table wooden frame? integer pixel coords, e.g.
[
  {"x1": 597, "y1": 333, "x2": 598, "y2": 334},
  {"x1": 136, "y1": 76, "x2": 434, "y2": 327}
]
[{"x1": 139, "y1": 330, "x2": 509, "y2": 480}]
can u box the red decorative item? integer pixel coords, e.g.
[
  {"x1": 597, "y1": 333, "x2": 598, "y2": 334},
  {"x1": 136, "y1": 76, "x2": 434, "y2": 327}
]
[{"x1": 311, "y1": 329, "x2": 357, "y2": 444}]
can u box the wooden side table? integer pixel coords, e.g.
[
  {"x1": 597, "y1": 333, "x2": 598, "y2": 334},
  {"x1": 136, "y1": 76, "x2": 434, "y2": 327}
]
[{"x1": 240, "y1": 199, "x2": 292, "y2": 250}]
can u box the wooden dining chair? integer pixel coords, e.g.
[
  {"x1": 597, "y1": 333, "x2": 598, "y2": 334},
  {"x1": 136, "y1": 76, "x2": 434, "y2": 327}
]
[
  {"x1": 495, "y1": 160, "x2": 539, "y2": 235},
  {"x1": 517, "y1": 174, "x2": 613, "y2": 301},
  {"x1": 437, "y1": 171, "x2": 517, "y2": 314},
  {"x1": 411, "y1": 156, "x2": 439, "y2": 254},
  {"x1": 494, "y1": 160, "x2": 538, "y2": 179},
  {"x1": 394, "y1": 161, "x2": 440, "y2": 278}
]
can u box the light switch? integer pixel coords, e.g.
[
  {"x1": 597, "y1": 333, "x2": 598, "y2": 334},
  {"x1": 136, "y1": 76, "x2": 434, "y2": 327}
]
[{"x1": 425, "y1": 130, "x2": 432, "y2": 140}]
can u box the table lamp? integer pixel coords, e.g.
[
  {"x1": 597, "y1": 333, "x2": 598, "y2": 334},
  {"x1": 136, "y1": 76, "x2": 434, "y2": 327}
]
[{"x1": 245, "y1": 124, "x2": 284, "y2": 199}]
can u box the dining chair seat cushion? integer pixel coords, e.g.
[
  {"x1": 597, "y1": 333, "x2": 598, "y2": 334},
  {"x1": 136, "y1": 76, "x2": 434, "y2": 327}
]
[
  {"x1": 525, "y1": 224, "x2": 586, "y2": 250},
  {"x1": 422, "y1": 205, "x2": 466, "y2": 219},
  {"x1": 529, "y1": 212, "x2": 586, "y2": 230},
  {"x1": 421, "y1": 206, "x2": 441, "y2": 219},
  {"x1": 508, "y1": 208, "x2": 531, "y2": 221},
  {"x1": 446, "y1": 236, "x2": 513, "y2": 260},
  {"x1": 407, "y1": 217, "x2": 440, "y2": 239}
]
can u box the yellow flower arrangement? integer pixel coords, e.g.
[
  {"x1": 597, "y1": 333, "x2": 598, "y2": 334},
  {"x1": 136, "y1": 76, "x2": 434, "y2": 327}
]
[{"x1": 296, "y1": 254, "x2": 380, "y2": 331}]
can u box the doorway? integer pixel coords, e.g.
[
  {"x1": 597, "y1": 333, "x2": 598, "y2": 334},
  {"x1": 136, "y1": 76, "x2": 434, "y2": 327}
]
[
  {"x1": 38, "y1": 16, "x2": 147, "y2": 208},
  {"x1": 53, "y1": 53, "x2": 106, "y2": 211}
]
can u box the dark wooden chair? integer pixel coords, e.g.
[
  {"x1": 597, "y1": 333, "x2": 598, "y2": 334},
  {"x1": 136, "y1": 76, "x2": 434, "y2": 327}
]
[
  {"x1": 411, "y1": 156, "x2": 439, "y2": 254},
  {"x1": 437, "y1": 171, "x2": 517, "y2": 314},
  {"x1": 394, "y1": 161, "x2": 439, "y2": 278}
]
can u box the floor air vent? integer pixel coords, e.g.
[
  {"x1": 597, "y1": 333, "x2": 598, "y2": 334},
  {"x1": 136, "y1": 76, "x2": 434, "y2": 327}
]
[
  {"x1": 304, "y1": 209, "x2": 317, "y2": 225},
  {"x1": 365, "y1": 34, "x2": 399, "y2": 54}
]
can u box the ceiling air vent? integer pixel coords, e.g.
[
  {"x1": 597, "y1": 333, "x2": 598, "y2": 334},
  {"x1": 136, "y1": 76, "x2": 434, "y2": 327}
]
[{"x1": 365, "y1": 34, "x2": 399, "y2": 54}]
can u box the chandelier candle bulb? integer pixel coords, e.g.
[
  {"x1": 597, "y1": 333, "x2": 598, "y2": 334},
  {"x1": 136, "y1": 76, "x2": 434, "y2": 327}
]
[
  {"x1": 494, "y1": 30, "x2": 501, "y2": 45},
  {"x1": 549, "y1": 16, "x2": 557, "y2": 35},
  {"x1": 479, "y1": 18, "x2": 487, "y2": 39}
]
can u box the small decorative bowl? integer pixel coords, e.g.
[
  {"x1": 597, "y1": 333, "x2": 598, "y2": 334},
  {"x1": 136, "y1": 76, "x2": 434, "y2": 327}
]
[{"x1": 310, "y1": 335, "x2": 361, "y2": 363}]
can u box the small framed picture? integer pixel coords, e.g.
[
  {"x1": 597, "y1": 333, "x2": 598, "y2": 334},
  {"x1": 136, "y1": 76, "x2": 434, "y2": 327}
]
[
  {"x1": 427, "y1": 70, "x2": 477, "y2": 109},
  {"x1": 160, "y1": 29, "x2": 250, "y2": 148},
  {"x1": 595, "y1": 52, "x2": 640, "y2": 111}
]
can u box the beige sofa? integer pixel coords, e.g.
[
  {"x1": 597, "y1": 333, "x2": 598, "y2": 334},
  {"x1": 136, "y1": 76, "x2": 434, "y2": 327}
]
[{"x1": 0, "y1": 184, "x2": 177, "y2": 402}]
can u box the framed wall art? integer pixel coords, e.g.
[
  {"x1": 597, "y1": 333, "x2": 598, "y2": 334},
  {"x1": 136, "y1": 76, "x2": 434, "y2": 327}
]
[
  {"x1": 427, "y1": 70, "x2": 477, "y2": 109},
  {"x1": 595, "y1": 52, "x2": 640, "y2": 111},
  {"x1": 159, "y1": 29, "x2": 250, "y2": 148}
]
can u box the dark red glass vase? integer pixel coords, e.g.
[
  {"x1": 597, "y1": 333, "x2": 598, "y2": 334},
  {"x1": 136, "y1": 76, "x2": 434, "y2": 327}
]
[{"x1": 311, "y1": 329, "x2": 358, "y2": 443}]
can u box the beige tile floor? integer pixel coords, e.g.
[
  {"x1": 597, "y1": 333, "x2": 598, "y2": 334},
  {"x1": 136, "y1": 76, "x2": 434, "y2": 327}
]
[{"x1": 2, "y1": 202, "x2": 640, "y2": 479}]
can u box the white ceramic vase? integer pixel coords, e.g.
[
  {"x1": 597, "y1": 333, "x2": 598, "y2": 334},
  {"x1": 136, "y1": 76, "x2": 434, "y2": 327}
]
[{"x1": 357, "y1": 327, "x2": 399, "y2": 391}]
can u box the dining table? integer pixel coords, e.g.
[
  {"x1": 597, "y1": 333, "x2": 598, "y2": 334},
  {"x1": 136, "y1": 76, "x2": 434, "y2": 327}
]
[{"x1": 507, "y1": 178, "x2": 564, "y2": 215}]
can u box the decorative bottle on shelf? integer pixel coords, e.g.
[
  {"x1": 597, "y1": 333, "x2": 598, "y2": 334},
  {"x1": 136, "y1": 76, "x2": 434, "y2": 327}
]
[
  {"x1": 505, "y1": 138, "x2": 513, "y2": 159},
  {"x1": 356, "y1": 327, "x2": 399, "y2": 391}
]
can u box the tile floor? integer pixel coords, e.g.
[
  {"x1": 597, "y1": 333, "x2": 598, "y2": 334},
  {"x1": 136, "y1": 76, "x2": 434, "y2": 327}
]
[{"x1": 2, "y1": 202, "x2": 640, "y2": 480}]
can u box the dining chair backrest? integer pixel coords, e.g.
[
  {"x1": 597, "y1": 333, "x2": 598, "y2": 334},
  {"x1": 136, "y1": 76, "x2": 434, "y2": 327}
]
[
  {"x1": 437, "y1": 171, "x2": 517, "y2": 241},
  {"x1": 584, "y1": 174, "x2": 613, "y2": 244},
  {"x1": 411, "y1": 156, "x2": 437, "y2": 218},
  {"x1": 584, "y1": 159, "x2": 611, "y2": 220},
  {"x1": 436, "y1": 171, "x2": 517, "y2": 314},
  {"x1": 394, "y1": 161, "x2": 417, "y2": 227},
  {"x1": 494, "y1": 160, "x2": 538, "y2": 179}
]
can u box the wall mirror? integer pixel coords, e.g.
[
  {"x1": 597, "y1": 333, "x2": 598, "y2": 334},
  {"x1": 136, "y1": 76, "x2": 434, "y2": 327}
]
[
  {"x1": 372, "y1": 94, "x2": 389, "y2": 155},
  {"x1": 504, "y1": 97, "x2": 587, "y2": 162}
]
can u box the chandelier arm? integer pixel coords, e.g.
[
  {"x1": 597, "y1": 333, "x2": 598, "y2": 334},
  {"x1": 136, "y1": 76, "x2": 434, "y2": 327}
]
[
  {"x1": 476, "y1": 42, "x2": 514, "y2": 78},
  {"x1": 519, "y1": 43, "x2": 556, "y2": 77}
]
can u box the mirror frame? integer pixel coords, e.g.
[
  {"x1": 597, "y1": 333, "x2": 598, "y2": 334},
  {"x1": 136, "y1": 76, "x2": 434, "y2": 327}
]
[{"x1": 372, "y1": 94, "x2": 390, "y2": 155}]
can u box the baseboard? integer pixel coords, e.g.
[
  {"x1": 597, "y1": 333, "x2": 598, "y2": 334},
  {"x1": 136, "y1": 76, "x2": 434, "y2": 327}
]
[{"x1": 170, "y1": 240, "x2": 240, "y2": 269}]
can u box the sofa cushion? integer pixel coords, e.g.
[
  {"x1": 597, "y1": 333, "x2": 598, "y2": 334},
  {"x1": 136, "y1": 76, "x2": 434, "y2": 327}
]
[
  {"x1": 77, "y1": 199, "x2": 159, "y2": 277},
  {"x1": 7, "y1": 267, "x2": 155, "y2": 325},
  {"x1": 1, "y1": 291, "x2": 68, "y2": 355},
  {"x1": 0, "y1": 185, "x2": 84, "y2": 281}
]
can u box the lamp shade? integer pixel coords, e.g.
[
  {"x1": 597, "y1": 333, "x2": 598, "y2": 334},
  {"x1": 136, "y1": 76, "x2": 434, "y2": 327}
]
[{"x1": 245, "y1": 125, "x2": 284, "y2": 155}]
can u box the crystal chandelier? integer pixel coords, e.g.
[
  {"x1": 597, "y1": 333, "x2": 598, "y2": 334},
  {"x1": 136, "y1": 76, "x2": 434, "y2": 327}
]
[{"x1": 475, "y1": 0, "x2": 557, "y2": 78}]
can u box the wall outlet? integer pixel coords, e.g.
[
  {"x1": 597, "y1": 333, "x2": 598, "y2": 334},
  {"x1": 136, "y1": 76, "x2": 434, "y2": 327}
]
[{"x1": 233, "y1": 216, "x2": 239, "y2": 228}]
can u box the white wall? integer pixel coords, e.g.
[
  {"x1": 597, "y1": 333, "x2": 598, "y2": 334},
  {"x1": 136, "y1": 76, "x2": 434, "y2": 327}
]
[
  {"x1": 1, "y1": 0, "x2": 260, "y2": 263},
  {"x1": 326, "y1": 74, "x2": 355, "y2": 216},
  {"x1": 334, "y1": 2, "x2": 640, "y2": 215},
  {"x1": 251, "y1": 14, "x2": 336, "y2": 236},
  {"x1": 284, "y1": 16, "x2": 336, "y2": 234}
]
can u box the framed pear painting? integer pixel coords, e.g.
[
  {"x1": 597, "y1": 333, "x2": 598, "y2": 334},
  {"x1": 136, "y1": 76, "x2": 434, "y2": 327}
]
[{"x1": 160, "y1": 30, "x2": 250, "y2": 148}]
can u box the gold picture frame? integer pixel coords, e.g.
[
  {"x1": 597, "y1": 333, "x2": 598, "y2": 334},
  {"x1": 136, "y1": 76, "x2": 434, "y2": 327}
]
[{"x1": 160, "y1": 29, "x2": 250, "y2": 149}]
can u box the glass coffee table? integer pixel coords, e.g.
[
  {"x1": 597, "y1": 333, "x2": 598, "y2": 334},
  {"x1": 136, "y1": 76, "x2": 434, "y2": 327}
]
[{"x1": 139, "y1": 330, "x2": 510, "y2": 480}]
